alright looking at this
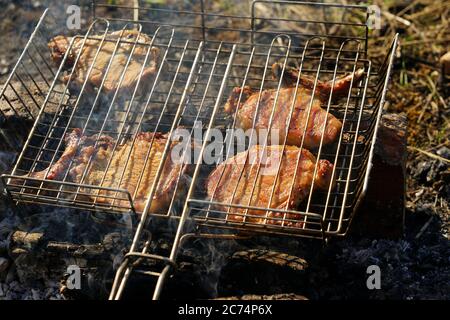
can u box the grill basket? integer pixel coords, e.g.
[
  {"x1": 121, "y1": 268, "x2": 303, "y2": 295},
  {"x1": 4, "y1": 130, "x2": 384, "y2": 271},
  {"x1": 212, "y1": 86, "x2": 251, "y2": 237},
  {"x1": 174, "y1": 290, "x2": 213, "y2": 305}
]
[{"x1": 0, "y1": 0, "x2": 398, "y2": 300}]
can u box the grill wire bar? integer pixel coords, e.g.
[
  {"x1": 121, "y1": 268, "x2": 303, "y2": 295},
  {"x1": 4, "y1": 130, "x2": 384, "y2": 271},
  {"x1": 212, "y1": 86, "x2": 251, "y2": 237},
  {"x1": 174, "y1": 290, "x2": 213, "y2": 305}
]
[
  {"x1": 186, "y1": 35, "x2": 372, "y2": 238},
  {"x1": 2, "y1": 17, "x2": 209, "y2": 215},
  {"x1": 0, "y1": 0, "x2": 399, "y2": 300},
  {"x1": 0, "y1": 9, "x2": 56, "y2": 157}
]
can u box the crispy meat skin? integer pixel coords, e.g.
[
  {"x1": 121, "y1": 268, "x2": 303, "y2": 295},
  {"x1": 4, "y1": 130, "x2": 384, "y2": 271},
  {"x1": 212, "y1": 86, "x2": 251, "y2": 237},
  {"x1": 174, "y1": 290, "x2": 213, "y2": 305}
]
[
  {"x1": 206, "y1": 145, "x2": 334, "y2": 227},
  {"x1": 26, "y1": 129, "x2": 86, "y2": 181},
  {"x1": 24, "y1": 129, "x2": 189, "y2": 214},
  {"x1": 224, "y1": 64, "x2": 364, "y2": 149},
  {"x1": 48, "y1": 30, "x2": 159, "y2": 93},
  {"x1": 271, "y1": 63, "x2": 365, "y2": 101}
]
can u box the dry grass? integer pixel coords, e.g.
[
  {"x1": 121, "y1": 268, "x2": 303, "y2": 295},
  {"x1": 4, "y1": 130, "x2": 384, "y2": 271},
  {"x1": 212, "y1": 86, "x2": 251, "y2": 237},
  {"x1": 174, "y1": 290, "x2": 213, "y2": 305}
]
[{"x1": 370, "y1": 0, "x2": 449, "y2": 153}]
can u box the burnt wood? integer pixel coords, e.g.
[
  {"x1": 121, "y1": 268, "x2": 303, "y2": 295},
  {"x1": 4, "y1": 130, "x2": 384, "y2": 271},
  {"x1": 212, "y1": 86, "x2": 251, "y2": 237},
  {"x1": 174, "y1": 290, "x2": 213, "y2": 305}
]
[{"x1": 350, "y1": 113, "x2": 407, "y2": 239}]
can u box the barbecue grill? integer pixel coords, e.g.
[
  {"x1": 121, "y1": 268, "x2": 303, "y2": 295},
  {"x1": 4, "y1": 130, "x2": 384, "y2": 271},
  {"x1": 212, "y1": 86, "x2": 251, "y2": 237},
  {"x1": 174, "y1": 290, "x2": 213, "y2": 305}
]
[{"x1": 0, "y1": 0, "x2": 398, "y2": 300}]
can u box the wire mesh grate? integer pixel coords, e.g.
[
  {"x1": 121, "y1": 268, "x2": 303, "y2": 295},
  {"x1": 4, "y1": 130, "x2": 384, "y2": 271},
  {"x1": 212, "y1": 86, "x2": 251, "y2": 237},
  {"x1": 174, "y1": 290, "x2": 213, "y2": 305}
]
[{"x1": 0, "y1": 0, "x2": 399, "y2": 300}]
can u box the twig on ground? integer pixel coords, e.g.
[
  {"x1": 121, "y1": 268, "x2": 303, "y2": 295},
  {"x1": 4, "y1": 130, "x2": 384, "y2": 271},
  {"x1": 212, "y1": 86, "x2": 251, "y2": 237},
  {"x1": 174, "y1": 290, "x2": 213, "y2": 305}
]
[
  {"x1": 382, "y1": 11, "x2": 412, "y2": 28},
  {"x1": 415, "y1": 216, "x2": 434, "y2": 239},
  {"x1": 408, "y1": 146, "x2": 450, "y2": 164}
]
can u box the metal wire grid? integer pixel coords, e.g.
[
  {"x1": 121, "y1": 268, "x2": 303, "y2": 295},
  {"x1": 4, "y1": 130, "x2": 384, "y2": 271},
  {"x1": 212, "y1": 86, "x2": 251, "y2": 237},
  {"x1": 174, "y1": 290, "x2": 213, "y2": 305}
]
[
  {"x1": 2, "y1": 20, "x2": 250, "y2": 221},
  {"x1": 0, "y1": 0, "x2": 399, "y2": 300},
  {"x1": 0, "y1": 9, "x2": 59, "y2": 152},
  {"x1": 86, "y1": 1, "x2": 376, "y2": 235},
  {"x1": 109, "y1": 40, "x2": 239, "y2": 299},
  {"x1": 185, "y1": 38, "x2": 369, "y2": 238},
  {"x1": 188, "y1": 36, "x2": 398, "y2": 239},
  {"x1": 0, "y1": 2, "x2": 375, "y2": 219},
  {"x1": 2, "y1": 19, "x2": 207, "y2": 215},
  {"x1": 92, "y1": 0, "x2": 369, "y2": 49}
]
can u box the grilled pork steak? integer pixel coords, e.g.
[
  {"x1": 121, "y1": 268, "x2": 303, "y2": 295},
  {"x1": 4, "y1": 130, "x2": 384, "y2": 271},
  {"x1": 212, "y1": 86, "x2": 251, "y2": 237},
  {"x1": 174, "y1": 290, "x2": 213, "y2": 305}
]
[
  {"x1": 48, "y1": 30, "x2": 159, "y2": 94},
  {"x1": 22, "y1": 129, "x2": 190, "y2": 214},
  {"x1": 206, "y1": 145, "x2": 335, "y2": 227},
  {"x1": 224, "y1": 64, "x2": 364, "y2": 149}
]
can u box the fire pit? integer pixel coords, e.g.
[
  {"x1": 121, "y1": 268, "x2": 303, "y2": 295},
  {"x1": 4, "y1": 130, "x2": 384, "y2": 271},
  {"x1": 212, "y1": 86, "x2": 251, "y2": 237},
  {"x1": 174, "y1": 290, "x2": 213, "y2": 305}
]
[{"x1": 0, "y1": 0, "x2": 400, "y2": 300}]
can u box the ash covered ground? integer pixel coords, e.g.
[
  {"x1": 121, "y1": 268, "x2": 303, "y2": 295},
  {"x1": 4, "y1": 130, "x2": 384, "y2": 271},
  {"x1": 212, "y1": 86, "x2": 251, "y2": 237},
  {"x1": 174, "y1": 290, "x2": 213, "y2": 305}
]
[{"x1": 0, "y1": 0, "x2": 448, "y2": 300}]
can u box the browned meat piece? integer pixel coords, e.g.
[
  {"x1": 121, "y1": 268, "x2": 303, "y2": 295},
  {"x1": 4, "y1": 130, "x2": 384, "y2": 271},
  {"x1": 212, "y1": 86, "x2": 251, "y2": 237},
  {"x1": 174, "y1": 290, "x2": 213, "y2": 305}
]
[
  {"x1": 271, "y1": 63, "x2": 365, "y2": 101},
  {"x1": 224, "y1": 64, "x2": 364, "y2": 149},
  {"x1": 48, "y1": 30, "x2": 159, "y2": 94},
  {"x1": 206, "y1": 145, "x2": 335, "y2": 227},
  {"x1": 20, "y1": 129, "x2": 190, "y2": 214},
  {"x1": 25, "y1": 129, "x2": 89, "y2": 181}
]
